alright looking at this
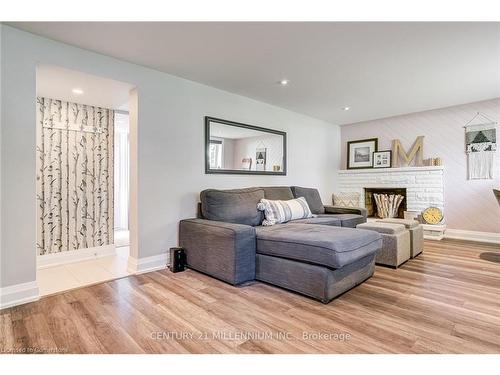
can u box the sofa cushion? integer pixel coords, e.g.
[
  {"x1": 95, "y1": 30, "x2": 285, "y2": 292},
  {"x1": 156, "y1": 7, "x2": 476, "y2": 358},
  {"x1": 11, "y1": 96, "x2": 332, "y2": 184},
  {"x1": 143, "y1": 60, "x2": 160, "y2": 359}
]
[
  {"x1": 291, "y1": 217, "x2": 341, "y2": 226},
  {"x1": 326, "y1": 214, "x2": 365, "y2": 228},
  {"x1": 200, "y1": 188, "x2": 264, "y2": 226},
  {"x1": 257, "y1": 197, "x2": 313, "y2": 226},
  {"x1": 324, "y1": 205, "x2": 368, "y2": 219},
  {"x1": 255, "y1": 223, "x2": 382, "y2": 268},
  {"x1": 291, "y1": 186, "x2": 325, "y2": 214},
  {"x1": 261, "y1": 186, "x2": 294, "y2": 200}
]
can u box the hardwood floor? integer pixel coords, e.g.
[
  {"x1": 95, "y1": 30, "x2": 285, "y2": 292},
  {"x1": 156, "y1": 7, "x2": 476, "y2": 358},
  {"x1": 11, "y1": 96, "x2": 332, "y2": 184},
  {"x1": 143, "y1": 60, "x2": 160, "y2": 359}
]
[{"x1": 1, "y1": 239, "x2": 500, "y2": 354}]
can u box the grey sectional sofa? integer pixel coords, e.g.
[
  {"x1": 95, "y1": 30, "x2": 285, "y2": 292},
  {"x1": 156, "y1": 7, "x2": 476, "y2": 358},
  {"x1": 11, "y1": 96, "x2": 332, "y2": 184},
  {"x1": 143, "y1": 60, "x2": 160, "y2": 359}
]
[{"x1": 179, "y1": 186, "x2": 381, "y2": 303}]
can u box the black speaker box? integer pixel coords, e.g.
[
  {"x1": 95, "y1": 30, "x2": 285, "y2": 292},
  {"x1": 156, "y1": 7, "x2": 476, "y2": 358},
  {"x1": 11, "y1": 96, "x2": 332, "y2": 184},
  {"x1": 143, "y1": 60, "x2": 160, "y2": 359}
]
[{"x1": 169, "y1": 247, "x2": 186, "y2": 273}]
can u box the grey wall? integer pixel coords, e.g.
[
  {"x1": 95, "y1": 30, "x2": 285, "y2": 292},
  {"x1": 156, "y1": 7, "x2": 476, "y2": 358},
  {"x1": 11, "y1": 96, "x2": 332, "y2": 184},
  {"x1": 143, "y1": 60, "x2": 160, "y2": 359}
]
[{"x1": 0, "y1": 26, "x2": 340, "y2": 288}]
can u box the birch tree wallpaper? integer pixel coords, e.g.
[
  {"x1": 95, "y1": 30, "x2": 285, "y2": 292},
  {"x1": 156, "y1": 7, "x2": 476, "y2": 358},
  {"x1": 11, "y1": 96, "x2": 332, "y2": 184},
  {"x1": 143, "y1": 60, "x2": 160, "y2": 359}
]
[{"x1": 36, "y1": 97, "x2": 114, "y2": 255}]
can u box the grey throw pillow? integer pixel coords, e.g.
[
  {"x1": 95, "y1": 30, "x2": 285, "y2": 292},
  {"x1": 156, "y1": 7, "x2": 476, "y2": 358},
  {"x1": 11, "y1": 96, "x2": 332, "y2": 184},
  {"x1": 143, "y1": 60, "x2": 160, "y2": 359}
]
[
  {"x1": 200, "y1": 188, "x2": 265, "y2": 226},
  {"x1": 290, "y1": 186, "x2": 325, "y2": 214}
]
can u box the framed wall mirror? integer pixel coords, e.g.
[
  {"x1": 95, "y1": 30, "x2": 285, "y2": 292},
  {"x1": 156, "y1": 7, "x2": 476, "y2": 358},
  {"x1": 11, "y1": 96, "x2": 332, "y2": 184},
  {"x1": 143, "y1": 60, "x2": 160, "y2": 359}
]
[{"x1": 205, "y1": 117, "x2": 287, "y2": 175}]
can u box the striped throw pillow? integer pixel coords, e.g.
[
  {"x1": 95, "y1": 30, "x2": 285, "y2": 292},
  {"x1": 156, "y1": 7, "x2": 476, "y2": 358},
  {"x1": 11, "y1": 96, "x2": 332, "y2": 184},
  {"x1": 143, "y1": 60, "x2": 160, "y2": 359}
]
[{"x1": 257, "y1": 197, "x2": 313, "y2": 226}]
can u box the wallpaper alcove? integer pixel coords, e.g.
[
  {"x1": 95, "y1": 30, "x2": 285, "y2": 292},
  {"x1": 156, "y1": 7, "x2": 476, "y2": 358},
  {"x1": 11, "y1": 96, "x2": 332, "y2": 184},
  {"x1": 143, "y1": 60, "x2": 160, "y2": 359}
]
[{"x1": 36, "y1": 97, "x2": 114, "y2": 255}]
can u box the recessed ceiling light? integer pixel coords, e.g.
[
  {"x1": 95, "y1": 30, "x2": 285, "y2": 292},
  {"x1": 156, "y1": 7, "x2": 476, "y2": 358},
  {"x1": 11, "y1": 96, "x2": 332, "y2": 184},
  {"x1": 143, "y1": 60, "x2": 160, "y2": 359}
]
[
  {"x1": 279, "y1": 79, "x2": 289, "y2": 86},
  {"x1": 72, "y1": 88, "x2": 84, "y2": 95},
  {"x1": 342, "y1": 106, "x2": 351, "y2": 111}
]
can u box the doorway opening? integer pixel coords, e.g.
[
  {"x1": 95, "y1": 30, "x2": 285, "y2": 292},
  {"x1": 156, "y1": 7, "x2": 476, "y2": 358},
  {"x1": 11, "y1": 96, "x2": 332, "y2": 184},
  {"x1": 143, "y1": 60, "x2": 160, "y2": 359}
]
[{"x1": 35, "y1": 64, "x2": 136, "y2": 296}]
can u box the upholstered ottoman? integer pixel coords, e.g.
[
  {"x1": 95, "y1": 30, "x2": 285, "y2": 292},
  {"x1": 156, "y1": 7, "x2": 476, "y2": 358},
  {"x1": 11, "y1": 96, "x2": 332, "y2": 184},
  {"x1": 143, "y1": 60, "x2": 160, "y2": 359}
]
[
  {"x1": 356, "y1": 222, "x2": 410, "y2": 268},
  {"x1": 376, "y1": 218, "x2": 423, "y2": 258}
]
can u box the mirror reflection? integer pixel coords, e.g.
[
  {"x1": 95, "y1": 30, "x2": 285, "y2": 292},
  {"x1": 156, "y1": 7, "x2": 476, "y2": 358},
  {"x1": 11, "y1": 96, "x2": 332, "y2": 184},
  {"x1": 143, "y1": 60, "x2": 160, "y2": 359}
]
[{"x1": 205, "y1": 117, "x2": 286, "y2": 175}]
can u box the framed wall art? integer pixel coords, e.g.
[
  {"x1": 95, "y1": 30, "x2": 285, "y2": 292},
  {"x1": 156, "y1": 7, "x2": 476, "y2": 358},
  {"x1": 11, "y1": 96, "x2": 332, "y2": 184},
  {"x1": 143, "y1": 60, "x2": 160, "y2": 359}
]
[
  {"x1": 347, "y1": 138, "x2": 378, "y2": 169},
  {"x1": 373, "y1": 150, "x2": 392, "y2": 168}
]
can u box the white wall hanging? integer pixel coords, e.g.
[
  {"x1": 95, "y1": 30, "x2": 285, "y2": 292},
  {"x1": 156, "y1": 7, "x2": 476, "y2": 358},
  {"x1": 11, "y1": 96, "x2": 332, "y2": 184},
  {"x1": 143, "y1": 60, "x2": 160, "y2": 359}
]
[{"x1": 464, "y1": 112, "x2": 497, "y2": 180}]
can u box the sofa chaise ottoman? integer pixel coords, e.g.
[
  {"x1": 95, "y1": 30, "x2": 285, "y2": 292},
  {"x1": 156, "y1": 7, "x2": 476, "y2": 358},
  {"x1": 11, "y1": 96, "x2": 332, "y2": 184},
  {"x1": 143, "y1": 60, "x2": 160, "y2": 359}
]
[
  {"x1": 255, "y1": 224, "x2": 381, "y2": 302},
  {"x1": 179, "y1": 186, "x2": 382, "y2": 303}
]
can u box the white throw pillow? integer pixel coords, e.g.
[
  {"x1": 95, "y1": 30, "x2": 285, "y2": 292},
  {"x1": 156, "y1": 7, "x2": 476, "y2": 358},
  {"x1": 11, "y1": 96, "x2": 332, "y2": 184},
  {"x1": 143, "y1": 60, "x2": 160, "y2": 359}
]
[
  {"x1": 257, "y1": 197, "x2": 313, "y2": 226},
  {"x1": 333, "y1": 192, "x2": 361, "y2": 208}
]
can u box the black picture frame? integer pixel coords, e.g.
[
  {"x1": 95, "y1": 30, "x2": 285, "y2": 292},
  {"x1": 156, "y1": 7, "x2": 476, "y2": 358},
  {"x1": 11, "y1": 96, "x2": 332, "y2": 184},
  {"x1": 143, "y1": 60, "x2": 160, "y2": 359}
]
[
  {"x1": 372, "y1": 150, "x2": 392, "y2": 169},
  {"x1": 205, "y1": 116, "x2": 287, "y2": 175},
  {"x1": 347, "y1": 138, "x2": 378, "y2": 169}
]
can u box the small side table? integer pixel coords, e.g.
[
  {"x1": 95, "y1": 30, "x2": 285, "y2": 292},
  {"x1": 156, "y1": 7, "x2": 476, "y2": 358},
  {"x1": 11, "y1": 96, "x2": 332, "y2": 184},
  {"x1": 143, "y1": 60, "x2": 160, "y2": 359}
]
[{"x1": 422, "y1": 224, "x2": 446, "y2": 241}]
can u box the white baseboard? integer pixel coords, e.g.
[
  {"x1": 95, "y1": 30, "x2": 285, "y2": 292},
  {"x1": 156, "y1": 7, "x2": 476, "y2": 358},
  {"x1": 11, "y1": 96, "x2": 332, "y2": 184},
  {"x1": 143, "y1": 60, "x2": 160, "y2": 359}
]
[
  {"x1": 37, "y1": 244, "x2": 116, "y2": 269},
  {"x1": 0, "y1": 281, "x2": 40, "y2": 310},
  {"x1": 127, "y1": 252, "x2": 170, "y2": 274},
  {"x1": 444, "y1": 229, "x2": 500, "y2": 244}
]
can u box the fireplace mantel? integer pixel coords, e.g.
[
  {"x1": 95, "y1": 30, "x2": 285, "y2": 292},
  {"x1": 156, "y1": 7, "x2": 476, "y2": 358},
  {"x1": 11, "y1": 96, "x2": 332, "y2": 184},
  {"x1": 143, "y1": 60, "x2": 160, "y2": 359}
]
[
  {"x1": 339, "y1": 166, "x2": 444, "y2": 174},
  {"x1": 337, "y1": 165, "x2": 445, "y2": 220}
]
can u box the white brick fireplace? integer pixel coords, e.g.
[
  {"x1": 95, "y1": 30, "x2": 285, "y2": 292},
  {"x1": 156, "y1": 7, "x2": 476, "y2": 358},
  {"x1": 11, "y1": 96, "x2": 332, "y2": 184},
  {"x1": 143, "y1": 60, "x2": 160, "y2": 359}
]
[{"x1": 338, "y1": 166, "x2": 445, "y2": 218}]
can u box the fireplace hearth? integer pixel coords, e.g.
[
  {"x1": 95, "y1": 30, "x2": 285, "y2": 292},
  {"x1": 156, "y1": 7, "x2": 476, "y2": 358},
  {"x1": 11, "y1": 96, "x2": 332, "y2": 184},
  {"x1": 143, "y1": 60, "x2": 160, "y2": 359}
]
[{"x1": 364, "y1": 188, "x2": 407, "y2": 218}]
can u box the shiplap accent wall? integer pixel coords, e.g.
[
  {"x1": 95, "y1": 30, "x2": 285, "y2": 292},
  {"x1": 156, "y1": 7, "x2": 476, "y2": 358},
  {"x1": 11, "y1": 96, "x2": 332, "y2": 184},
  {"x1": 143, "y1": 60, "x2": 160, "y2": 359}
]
[{"x1": 341, "y1": 98, "x2": 500, "y2": 233}]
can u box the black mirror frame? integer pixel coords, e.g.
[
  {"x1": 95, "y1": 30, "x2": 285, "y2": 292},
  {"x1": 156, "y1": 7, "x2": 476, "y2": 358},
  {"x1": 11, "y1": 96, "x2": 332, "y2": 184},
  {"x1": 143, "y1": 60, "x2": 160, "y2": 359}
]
[{"x1": 205, "y1": 116, "x2": 287, "y2": 175}]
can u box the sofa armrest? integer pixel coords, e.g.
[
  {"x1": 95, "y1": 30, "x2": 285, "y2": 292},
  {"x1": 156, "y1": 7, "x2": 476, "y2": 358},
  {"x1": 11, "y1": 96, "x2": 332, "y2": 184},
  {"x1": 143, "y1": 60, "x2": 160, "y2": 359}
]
[
  {"x1": 178, "y1": 219, "x2": 256, "y2": 285},
  {"x1": 324, "y1": 205, "x2": 368, "y2": 220}
]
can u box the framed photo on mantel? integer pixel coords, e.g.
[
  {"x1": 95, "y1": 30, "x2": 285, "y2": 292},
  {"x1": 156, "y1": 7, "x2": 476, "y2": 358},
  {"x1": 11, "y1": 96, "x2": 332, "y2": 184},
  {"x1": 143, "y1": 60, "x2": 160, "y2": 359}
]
[
  {"x1": 373, "y1": 150, "x2": 392, "y2": 168},
  {"x1": 347, "y1": 138, "x2": 378, "y2": 169}
]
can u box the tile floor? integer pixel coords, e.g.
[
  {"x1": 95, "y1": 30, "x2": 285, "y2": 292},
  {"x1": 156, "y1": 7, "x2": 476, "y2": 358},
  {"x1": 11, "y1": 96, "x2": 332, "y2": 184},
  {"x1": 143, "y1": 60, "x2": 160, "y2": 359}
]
[{"x1": 37, "y1": 230, "x2": 131, "y2": 297}]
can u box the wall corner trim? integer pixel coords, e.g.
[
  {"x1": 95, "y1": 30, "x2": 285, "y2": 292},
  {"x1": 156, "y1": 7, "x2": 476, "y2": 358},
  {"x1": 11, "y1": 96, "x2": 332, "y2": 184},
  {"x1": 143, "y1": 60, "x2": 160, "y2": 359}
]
[
  {"x1": 127, "y1": 253, "x2": 169, "y2": 275},
  {"x1": 0, "y1": 281, "x2": 40, "y2": 310}
]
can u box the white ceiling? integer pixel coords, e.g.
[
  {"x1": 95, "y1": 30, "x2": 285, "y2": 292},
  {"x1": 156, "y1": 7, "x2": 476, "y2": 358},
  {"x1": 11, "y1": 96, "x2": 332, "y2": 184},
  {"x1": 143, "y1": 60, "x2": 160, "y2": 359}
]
[
  {"x1": 14, "y1": 22, "x2": 500, "y2": 125},
  {"x1": 36, "y1": 64, "x2": 134, "y2": 110}
]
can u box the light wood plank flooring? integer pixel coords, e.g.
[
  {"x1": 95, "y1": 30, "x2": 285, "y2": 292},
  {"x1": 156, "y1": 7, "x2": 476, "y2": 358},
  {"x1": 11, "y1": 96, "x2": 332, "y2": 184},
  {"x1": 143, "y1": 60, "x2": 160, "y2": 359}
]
[{"x1": 1, "y1": 239, "x2": 499, "y2": 354}]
